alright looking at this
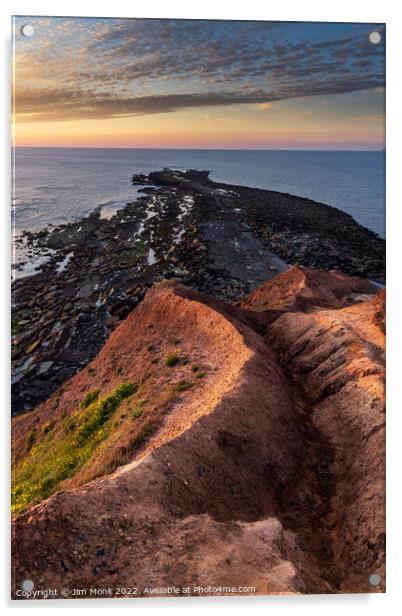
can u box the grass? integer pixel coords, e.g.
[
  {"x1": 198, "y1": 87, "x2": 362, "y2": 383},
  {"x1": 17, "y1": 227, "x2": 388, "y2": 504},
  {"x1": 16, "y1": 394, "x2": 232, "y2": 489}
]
[
  {"x1": 191, "y1": 364, "x2": 207, "y2": 379},
  {"x1": 75, "y1": 382, "x2": 136, "y2": 445},
  {"x1": 27, "y1": 428, "x2": 37, "y2": 451},
  {"x1": 81, "y1": 389, "x2": 100, "y2": 409},
  {"x1": 131, "y1": 399, "x2": 146, "y2": 420},
  {"x1": 165, "y1": 353, "x2": 180, "y2": 367},
  {"x1": 12, "y1": 381, "x2": 136, "y2": 516},
  {"x1": 172, "y1": 380, "x2": 193, "y2": 393}
]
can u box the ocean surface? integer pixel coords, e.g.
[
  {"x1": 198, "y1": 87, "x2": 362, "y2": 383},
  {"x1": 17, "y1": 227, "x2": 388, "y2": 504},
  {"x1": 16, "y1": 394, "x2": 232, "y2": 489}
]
[{"x1": 12, "y1": 148, "x2": 385, "y2": 240}]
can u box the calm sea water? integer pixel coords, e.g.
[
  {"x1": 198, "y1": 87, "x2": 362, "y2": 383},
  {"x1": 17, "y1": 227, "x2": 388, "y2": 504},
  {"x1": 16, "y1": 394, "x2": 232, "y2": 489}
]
[{"x1": 12, "y1": 148, "x2": 385, "y2": 238}]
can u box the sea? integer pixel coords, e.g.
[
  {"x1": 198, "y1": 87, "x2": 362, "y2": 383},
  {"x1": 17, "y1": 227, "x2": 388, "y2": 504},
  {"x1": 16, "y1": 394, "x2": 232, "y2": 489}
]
[{"x1": 12, "y1": 148, "x2": 385, "y2": 273}]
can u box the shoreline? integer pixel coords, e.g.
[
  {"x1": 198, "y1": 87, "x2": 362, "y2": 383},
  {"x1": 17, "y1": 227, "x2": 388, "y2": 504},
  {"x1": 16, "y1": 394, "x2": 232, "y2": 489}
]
[{"x1": 11, "y1": 169, "x2": 385, "y2": 414}]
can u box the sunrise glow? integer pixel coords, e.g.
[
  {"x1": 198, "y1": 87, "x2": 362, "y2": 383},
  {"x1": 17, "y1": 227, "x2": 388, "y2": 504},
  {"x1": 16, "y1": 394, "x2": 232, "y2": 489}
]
[{"x1": 12, "y1": 17, "x2": 385, "y2": 149}]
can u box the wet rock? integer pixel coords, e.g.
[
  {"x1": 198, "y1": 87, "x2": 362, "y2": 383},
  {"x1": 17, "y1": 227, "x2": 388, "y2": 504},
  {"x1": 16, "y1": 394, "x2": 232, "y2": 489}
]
[{"x1": 37, "y1": 361, "x2": 54, "y2": 375}]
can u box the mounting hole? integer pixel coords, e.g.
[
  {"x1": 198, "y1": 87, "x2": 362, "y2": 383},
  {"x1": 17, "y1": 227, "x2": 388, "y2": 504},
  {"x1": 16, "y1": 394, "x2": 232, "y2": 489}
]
[
  {"x1": 21, "y1": 24, "x2": 34, "y2": 37},
  {"x1": 369, "y1": 31, "x2": 381, "y2": 45},
  {"x1": 368, "y1": 573, "x2": 381, "y2": 586},
  {"x1": 21, "y1": 579, "x2": 35, "y2": 591}
]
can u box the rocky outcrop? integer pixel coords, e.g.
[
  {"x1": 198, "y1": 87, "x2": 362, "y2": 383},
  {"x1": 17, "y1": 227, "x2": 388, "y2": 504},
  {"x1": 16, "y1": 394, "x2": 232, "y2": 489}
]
[
  {"x1": 241, "y1": 265, "x2": 377, "y2": 312},
  {"x1": 11, "y1": 268, "x2": 385, "y2": 597}
]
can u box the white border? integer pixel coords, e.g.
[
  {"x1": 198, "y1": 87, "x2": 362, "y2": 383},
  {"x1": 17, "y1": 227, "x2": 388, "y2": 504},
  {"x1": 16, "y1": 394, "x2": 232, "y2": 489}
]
[{"x1": 1, "y1": 1, "x2": 401, "y2": 614}]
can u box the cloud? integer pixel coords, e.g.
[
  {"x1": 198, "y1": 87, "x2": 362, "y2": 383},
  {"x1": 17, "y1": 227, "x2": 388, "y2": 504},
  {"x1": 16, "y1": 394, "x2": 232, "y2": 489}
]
[{"x1": 13, "y1": 17, "x2": 385, "y2": 122}]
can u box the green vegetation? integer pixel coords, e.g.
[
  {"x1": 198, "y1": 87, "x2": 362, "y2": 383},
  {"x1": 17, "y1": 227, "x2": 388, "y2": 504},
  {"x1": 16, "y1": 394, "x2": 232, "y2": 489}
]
[
  {"x1": 191, "y1": 364, "x2": 207, "y2": 379},
  {"x1": 75, "y1": 382, "x2": 136, "y2": 445},
  {"x1": 65, "y1": 416, "x2": 76, "y2": 432},
  {"x1": 172, "y1": 380, "x2": 193, "y2": 392},
  {"x1": 41, "y1": 421, "x2": 54, "y2": 435},
  {"x1": 27, "y1": 427, "x2": 37, "y2": 451},
  {"x1": 172, "y1": 338, "x2": 181, "y2": 346},
  {"x1": 165, "y1": 353, "x2": 180, "y2": 367},
  {"x1": 114, "y1": 244, "x2": 145, "y2": 268},
  {"x1": 12, "y1": 381, "x2": 136, "y2": 516},
  {"x1": 131, "y1": 399, "x2": 146, "y2": 420},
  {"x1": 88, "y1": 367, "x2": 96, "y2": 376},
  {"x1": 147, "y1": 344, "x2": 156, "y2": 352},
  {"x1": 81, "y1": 389, "x2": 100, "y2": 409},
  {"x1": 151, "y1": 357, "x2": 159, "y2": 364}
]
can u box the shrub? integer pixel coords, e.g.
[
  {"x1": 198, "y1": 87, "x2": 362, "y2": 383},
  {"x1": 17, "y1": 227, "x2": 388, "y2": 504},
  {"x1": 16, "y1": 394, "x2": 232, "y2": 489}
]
[
  {"x1": 165, "y1": 353, "x2": 179, "y2": 367},
  {"x1": 172, "y1": 380, "x2": 193, "y2": 392}
]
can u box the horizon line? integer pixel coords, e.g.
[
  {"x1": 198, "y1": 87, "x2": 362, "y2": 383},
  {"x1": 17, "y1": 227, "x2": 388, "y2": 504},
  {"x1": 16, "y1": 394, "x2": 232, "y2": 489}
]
[{"x1": 12, "y1": 146, "x2": 385, "y2": 152}]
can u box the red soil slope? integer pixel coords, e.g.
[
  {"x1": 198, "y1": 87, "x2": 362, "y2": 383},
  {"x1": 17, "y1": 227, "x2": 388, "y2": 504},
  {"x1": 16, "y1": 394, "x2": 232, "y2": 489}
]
[
  {"x1": 11, "y1": 268, "x2": 385, "y2": 597},
  {"x1": 241, "y1": 265, "x2": 376, "y2": 312}
]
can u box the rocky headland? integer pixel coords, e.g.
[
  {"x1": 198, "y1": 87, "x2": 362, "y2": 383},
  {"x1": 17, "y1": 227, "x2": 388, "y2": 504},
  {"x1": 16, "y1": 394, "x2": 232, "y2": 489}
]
[
  {"x1": 11, "y1": 169, "x2": 385, "y2": 597},
  {"x1": 11, "y1": 169, "x2": 385, "y2": 414}
]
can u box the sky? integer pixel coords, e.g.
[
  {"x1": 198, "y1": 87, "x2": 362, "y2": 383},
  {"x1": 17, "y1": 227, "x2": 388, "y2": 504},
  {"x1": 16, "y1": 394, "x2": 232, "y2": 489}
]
[{"x1": 12, "y1": 17, "x2": 385, "y2": 149}]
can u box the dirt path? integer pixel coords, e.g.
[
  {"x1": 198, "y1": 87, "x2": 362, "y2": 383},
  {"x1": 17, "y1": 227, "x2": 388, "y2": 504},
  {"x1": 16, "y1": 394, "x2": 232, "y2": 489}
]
[{"x1": 270, "y1": 369, "x2": 341, "y2": 593}]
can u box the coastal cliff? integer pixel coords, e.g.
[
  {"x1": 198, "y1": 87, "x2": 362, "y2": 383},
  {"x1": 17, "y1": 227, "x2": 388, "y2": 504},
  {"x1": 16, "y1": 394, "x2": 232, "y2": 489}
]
[
  {"x1": 12, "y1": 170, "x2": 385, "y2": 414},
  {"x1": 12, "y1": 267, "x2": 385, "y2": 596}
]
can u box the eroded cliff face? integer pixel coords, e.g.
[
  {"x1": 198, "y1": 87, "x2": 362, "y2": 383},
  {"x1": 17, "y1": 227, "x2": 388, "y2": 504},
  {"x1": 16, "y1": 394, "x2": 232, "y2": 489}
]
[
  {"x1": 12, "y1": 268, "x2": 385, "y2": 597},
  {"x1": 246, "y1": 268, "x2": 385, "y2": 593}
]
